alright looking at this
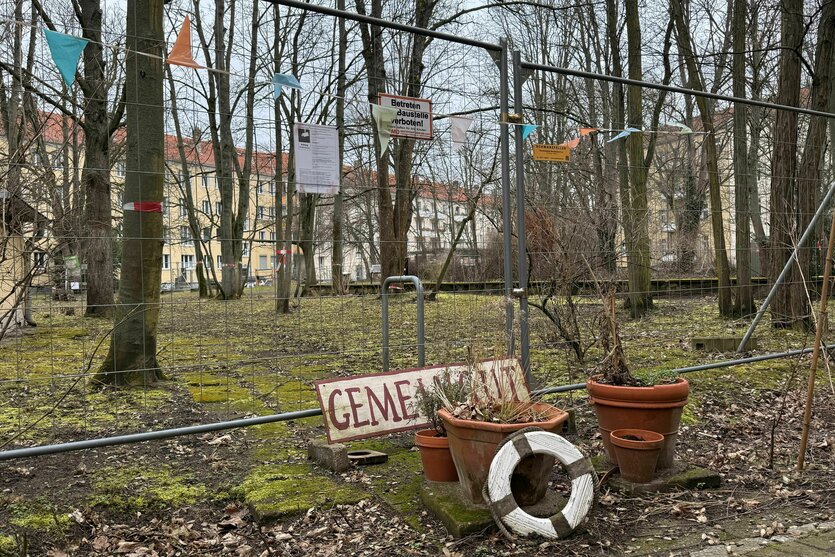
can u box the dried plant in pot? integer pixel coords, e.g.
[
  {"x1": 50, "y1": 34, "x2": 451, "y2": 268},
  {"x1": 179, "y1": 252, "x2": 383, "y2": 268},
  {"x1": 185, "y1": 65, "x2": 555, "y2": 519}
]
[
  {"x1": 413, "y1": 370, "x2": 464, "y2": 482},
  {"x1": 434, "y1": 359, "x2": 569, "y2": 504},
  {"x1": 586, "y1": 294, "x2": 689, "y2": 470}
]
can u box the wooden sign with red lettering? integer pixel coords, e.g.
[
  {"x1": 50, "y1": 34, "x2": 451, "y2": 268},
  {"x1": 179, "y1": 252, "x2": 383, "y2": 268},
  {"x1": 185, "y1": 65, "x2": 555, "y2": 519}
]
[{"x1": 314, "y1": 359, "x2": 530, "y2": 443}]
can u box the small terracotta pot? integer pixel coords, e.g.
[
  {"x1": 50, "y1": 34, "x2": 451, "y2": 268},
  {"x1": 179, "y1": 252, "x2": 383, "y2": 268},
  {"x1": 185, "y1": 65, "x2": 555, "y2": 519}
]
[
  {"x1": 610, "y1": 429, "x2": 665, "y2": 483},
  {"x1": 587, "y1": 376, "x2": 689, "y2": 469},
  {"x1": 415, "y1": 429, "x2": 459, "y2": 482},
  {"x1": 438, "y1": 402, "x2": 569, "y2": 504}
]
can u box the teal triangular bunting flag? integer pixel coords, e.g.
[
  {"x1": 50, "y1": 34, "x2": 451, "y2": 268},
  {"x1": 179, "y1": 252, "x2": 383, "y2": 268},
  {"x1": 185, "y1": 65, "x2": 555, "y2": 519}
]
[
  {"x1": 273, "y1": 73, "x2": 302, "y2": 98},
  {"x1": 521, "y1": 124, "x2": 537, "y2": 140},
  {"x1": 44, "y1": 29, "x2": 88, "y2": 87},
  {"x1": 607, "y1": 127, "x2": 641, "y2": 143}
]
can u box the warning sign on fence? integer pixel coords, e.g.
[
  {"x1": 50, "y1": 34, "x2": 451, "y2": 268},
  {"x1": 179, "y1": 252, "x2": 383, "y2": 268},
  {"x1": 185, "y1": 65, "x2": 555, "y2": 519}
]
[
  {"x1": 314, "y1": 359, "x2": 530, "y2": 443},
  {"x1": 378, "y1": 93, "x2": 433, "y2": 140},
  {"x1": 533, "y1": 143, "x2": 570, "y2": 162}
]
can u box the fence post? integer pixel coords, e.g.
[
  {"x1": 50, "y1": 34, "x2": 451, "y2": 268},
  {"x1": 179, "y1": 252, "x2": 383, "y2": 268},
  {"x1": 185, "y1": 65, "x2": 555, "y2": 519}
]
[{"x1": 382, "y1": 275, "x2": 424, "y2": 372}]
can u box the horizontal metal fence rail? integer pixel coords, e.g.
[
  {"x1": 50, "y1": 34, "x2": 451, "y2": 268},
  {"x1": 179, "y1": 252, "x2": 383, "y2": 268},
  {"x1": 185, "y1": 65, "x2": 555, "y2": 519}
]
[{"x1": 2, "y1": 343, "x2": 829, "y2": 461}]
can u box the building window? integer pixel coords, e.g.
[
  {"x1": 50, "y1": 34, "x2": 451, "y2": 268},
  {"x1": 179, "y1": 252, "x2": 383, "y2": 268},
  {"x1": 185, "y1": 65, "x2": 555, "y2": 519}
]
[
  {"x1": 243, "y1": 219, "x2": 250, "y2": 231},
  {"x1": 217, "y1": 255, "x2": 222, "y2": 269},
  {"x1": 259, "y1": 231, "x2": 266, "y2": 241},
  {"x1": 202, "y1": 174, "x2": 210, "y2": 190},
  {"x1": 202, "y1": 227, "x2": 211, "y2": 241},
  {"x1": 33, "y1": 251, "x2": 48, "y2": 270},
  {"x1": 259, "y1": 255, "x2": 268, "y2": 269},
  {"x1": 269, "y1": 182, "x2": 276, "y2": 195},
  {"x1": 181, "y1": 254, "x2": 194, "y2": 269},
  {"x1": 216, "y1": 227, "x2": 222, "y2": 240},
  {"x1": 242, "y1": 243, "x2": 249, "y2": 257},
  {"x1": 257, "y1": 182, "x2": 264, "y2": 194},
  {"x1": 455, "y1": 206, "x2": 461, "y2": 214},
  {"x1": 162, "y1": 254, "x2": 170, "y2": 270},
  {"x1": 163, "y1": 197, "x2": 169, "y2": 212},
  {"x1": 180, "y1": 226, "x2": 191, "y2": 242},
  {"x1": 203, "y1": 254, "x2": 211, "y2": 268},
  {"x1": 202, "y1": 200, "x2": 210, "y2": 214},
  {"x1": 270, "y1": 232, "x2": 276, "y2": 241},
  {"x1": 179, "y1": 198, "x2": 188, "y2": 217},
  {"x1": 216, "y1": 202, "x2": 222, "y2": 215},
  {"x1": 163, "y1": 228, "x2": 171, "y2": 244},
  {"x1": 256, "y1": 206, "x2": 265, "y2": 219},
  {"x1": 115, "y1": 160, "x2": 126, "y2": 177}
]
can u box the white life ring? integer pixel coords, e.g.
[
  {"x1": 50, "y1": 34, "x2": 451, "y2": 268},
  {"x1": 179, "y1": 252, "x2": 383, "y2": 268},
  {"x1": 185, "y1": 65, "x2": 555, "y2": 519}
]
[{"x1": 485, "y1": 428, "x2": 595, "y2": 539}]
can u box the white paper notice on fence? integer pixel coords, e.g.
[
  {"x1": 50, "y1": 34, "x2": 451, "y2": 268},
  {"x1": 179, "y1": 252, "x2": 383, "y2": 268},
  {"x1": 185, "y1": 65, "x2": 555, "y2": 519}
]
[
  {"x1": 314, "y1": 358, "x2": 530, "y2": 443},
  {"x1": 294, "y1": 123, "x2": 339, "y2": 195}
]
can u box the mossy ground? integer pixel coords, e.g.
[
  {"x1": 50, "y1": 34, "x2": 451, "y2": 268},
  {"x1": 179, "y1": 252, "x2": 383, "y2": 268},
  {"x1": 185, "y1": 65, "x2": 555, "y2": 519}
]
[{"x1": 1, "y1": 291, "x2": 833, "y2": 554}]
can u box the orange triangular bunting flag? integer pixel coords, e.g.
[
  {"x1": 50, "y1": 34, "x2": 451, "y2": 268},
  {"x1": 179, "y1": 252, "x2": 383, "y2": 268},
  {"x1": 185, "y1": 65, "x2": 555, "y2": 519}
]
[
  {"x1": 579, "y1": 127, "x2": 598, "y2": 136},
  {"x1": 562, "y1": 138, "x2": 581, "y2": 149},
  {"x1": 167, "y1": 17, "x2": 203, "y2": 69}
]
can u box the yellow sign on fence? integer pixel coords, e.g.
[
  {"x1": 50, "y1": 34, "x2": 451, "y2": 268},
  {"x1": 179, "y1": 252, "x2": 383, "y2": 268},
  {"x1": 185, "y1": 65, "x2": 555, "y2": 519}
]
[{"x1": 533, "y1": 143, "x2": 570, "y2": 162}]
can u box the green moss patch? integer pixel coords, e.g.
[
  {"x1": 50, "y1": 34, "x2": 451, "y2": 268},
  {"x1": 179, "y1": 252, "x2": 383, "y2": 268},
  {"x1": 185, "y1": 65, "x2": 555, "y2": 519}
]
[
  {"x1": 236, "y1": 463, "x2": 368, "y2": 522},
  {"x1": 89, "y1": 464, "x2": 208, "y2": 512},
  {"x1": 7, "y1": 500, "x2": 70, "y2": 534}
]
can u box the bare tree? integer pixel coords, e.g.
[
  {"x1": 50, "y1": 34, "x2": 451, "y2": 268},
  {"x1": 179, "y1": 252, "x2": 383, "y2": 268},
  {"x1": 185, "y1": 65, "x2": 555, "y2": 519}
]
[{"x1": 94, "y1": 0, "x2": 164, "y2": 385}]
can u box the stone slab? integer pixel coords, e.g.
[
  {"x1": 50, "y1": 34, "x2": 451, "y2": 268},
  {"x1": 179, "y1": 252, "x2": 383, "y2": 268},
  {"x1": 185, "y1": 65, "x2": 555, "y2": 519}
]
[
  {"x1": 606, "y1": 462, "x2": 721, "y2": 496},
  {"x1": 419, "y1": 480, "x2": 568, "y2": 538},
  {"x1": 691, "y1": 335, "x2": 756, "y2": 352},
  {"x1": 308, "y1": 438, "x2": 350, "y2": 473}
]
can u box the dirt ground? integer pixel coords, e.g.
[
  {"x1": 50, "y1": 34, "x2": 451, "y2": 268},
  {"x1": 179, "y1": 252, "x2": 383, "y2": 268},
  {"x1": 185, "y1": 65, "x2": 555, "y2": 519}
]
[{"x1": 1, "y1": 292, "x2": 834, "y2": 556}]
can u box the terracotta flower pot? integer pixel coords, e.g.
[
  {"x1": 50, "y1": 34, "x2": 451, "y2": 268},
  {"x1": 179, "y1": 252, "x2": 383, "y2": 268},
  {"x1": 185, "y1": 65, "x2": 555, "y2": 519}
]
[
  {"x1": 415, "y1": 429, "x2": 459, "y2": 482},
  {"x1": 438, "y1": 402, "x2": 569, "y2": 504},
  {"x1": 610, "y1": 429, "x2": 665, "y2": 484},
  {"x1": 586, "y1": 376, "x2": 689, "y2": 470}
]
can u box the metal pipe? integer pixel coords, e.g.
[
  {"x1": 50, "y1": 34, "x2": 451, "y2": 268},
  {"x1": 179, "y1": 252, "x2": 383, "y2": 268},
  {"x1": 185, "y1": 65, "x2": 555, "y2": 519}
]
[
  {"x1": 381, "y1": 275, "x2": 425, "y2": 372},
  {"x1": 3, "y1": 343, "x2": 829, "y2": 461},
  {"x1": 533, "y1": 343, "x2": 835, "y2": 397},
  {"x1": 520, "y1": 60, "x2": 835, "y2": 121},
  {"x1": 0, "y1": 408, "x2": 322, "y2": 461},
  {"x1": 269, "y1": 0, "x2": 501, "y2": 52},
  {"x1": 512, "y1": 50, "x2": 530, "y2": 381},
  {"x1": 499, "y1": 39, "x2": 514, "y2": 357},
  {"x1": 738, "y1": 180, "x2": 835, "y2": 352}
]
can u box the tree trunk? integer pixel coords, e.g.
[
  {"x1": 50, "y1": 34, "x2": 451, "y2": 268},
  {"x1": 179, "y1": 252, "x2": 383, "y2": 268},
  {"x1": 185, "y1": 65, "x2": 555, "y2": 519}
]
[
  {"x1": 732, "y1": 0, "x2": 753, "y2": 316},
  {"x1": 748, "y1": 3, "x2": 769, "y2": 271},
  {"x1": 769, "y1": 0, "x2": 803, "y2": 327},
  {"x1": 94, "y1": 0, "x2": 164, "y2": 385},
  {"x1": 624, "y1": 0, "x2": 652, "y2": 317},
  {"x1": 165, "y1": 65, "x2": 210, "y2": 298},
  {"x1": 79, "y1": 0, "x2": 114, "y2": 318},
  {"x1": 672, "y1": 0, "x2": 733, "y2": 317},
  {"x1": 356, "y1": 0, "x2": 434, "y2": 281},
  {"x1": 331, "y1": 0, "x2": 347, "y2": 294},
  {"x1": 794, "y1": 0, "x2": 835, "y2": 321},
  {"x1": 299, "y1": 192, "x2": 317, "y2": 295}
]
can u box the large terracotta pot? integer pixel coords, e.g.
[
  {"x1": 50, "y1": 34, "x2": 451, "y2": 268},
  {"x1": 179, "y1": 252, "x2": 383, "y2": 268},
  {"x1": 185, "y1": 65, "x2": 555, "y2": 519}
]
[
  {"x1": 415, "y1": 429, "x2": 459, "y2": 482},
  {"x1": 438, "y1": 402, "x2": 569, "y2": 504},
  {"x1": 587, "y1": 376, "x2": 689, "y2": 470}
]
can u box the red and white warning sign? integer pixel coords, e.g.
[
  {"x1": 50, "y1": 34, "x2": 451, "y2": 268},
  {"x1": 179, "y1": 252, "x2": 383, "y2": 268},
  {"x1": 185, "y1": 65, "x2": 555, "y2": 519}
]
[{"x1": 378, "y1": 93, "x2": 433, "y2": 140}]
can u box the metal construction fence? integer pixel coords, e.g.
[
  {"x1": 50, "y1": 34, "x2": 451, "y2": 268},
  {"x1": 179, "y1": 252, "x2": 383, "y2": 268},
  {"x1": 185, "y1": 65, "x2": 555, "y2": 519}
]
[{"x1": 1, "y1": 0, "x2": 834, "y2": 464}]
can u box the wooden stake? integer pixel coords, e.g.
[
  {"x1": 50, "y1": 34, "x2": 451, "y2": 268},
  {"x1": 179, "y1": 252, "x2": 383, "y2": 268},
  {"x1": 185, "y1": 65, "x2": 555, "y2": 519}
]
[{"x1": 797, "y1": 206, "x2": 835, "y2": 470}]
